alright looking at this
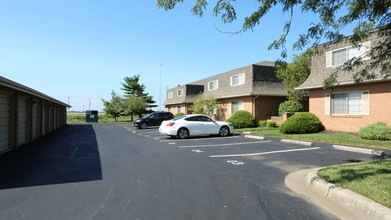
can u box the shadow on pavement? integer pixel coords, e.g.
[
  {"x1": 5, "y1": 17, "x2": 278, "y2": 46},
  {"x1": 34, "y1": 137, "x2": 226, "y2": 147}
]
[{"x1": 0, "y1": 124, "x2": 102, "y2": 190}]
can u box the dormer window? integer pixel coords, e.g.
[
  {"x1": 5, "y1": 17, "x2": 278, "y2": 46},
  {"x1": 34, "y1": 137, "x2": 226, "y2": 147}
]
[
  {"x1": 326, "y1": 41, "x2": 370, "y2": 67},
  {"x1": 231, "y1": 73, "x2": 245, "y2": 86},
  {"x1": 208, "y1": 80, "x2": 218, "y2": 91},
  {"x1": 177, "y1": 89, "x2": 183, "y2": 97},
  {"x1": 167, "y1": 92, "x2": 173, "y2": 99}
]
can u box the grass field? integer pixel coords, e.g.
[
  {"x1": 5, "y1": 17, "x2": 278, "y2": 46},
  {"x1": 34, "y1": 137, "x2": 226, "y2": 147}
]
[
  {"x1": 67, "y1": 113, "x2": 137, "y2": 124},
  {"x1": 318, "y1": 159, "x2": 391, "y2": 208},
  {"x1": 235, "y1": 127, "x2": 391, "y2": 150}
]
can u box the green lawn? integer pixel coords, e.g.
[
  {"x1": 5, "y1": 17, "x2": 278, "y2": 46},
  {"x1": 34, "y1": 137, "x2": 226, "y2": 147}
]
[
  {"x1": 67, "y1": 113, "x2": 137, "y2": 123},
  {"x1": 318, "y1": 159, "x2": 391, "y2": 208},
  {"x1": 235, "y1": 127, "x2": 391, "y2": 150}
]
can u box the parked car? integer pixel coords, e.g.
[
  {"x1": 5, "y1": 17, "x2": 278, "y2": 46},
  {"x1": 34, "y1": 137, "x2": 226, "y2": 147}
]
[
  {"x1": 159, "y1": 114, "x2": 234, "y2": 139},
  {"x1": 133, "y1": 112, "x2": 174, "y2": 129}
]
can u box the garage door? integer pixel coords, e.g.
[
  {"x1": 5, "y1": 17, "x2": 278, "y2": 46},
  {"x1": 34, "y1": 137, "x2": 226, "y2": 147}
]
[
  {"x1": 17, "y1": 96, "x2": 28, "y2": 146},
  {"x1": 42, "y1": 104, "x2": 47, "y2": 135},
  {"x1": 0, "y1": 94, "x2": 10, "y2": 153},
  {"x1": 32, "y1": 101, "x2": 38, "y2": 139}
]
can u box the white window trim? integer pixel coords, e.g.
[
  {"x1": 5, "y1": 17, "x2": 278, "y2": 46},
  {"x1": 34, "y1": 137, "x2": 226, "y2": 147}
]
[
  {"x1": 327, "y1": 90, "x2": 370, "y2": 116},
  {"x1": 177, "y1": 89, "x2": 183, "y2": 97},
  {"x1": 208, "y1": 80, "x2": 219, "y2": 91},
  {"x1": 177, "y1": 106, "x2": 182, "y2": 113},
  {"x1": 230, "y1": 73, "x2": 245, "y2": 86},
  {"x1": 230, "y1": 100, "x2": 244, "y2": 114},
  {"x1": 167, "y1": 92, "x2": 173, "y2": 99},
  {"x1": 326, "y1": 41, "x2": 371, "y2": 68}
]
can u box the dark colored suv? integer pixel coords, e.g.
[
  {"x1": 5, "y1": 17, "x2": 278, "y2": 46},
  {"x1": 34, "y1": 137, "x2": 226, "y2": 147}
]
[{"x1": 133, "y1": 112, "x2": 174, "y2": 129}]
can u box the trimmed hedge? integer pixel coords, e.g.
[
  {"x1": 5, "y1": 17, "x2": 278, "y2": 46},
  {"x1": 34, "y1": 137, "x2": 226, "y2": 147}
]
[
  {"x1": 278, "y1": 100, "x2": 303, "y2": 116},
  {"x1": 359, "y1": 122, "x2": 391, "y2": 140},
  {"x1": 266, "y1": 121, "x2": 277, "y2": 128},
  {"x1": 226, "y1": 110, "x2": 257, "y2": 128},
  {"x1": 174, "y1": 112, "x2": 185, "y2": 118},
  {"x1": 279, "y1": 112, "x2": 324, "y2": 134},
  {"x1": 259, "y1": 120, "x2": 267, "y2": 127}
]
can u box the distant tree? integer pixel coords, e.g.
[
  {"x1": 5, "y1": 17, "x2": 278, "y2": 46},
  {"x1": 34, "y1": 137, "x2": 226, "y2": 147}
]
[
  {"x1": 276, "y1": 50, "x2": 311, "y2": 102},
  {"x1": 121, "y1": 74, "x2": 157, "y2": 112},
  {"x1": 157, "y1": 0, "x2": 391, "y2": 85},
  {"x1": 101, "y1": 91, "x2": 123, "y2": 122},
  {"x1": 190, "y1": 93, "x2": 218, "y2": 117},
  {"x1": 122, "y1": 95, "x2": 147, "y2": 121}
]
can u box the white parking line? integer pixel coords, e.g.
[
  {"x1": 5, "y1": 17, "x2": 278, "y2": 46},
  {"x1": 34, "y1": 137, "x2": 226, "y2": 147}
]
[
  {"x1": 139, "y1": 131, "x2": 160, "y2": 134},
  {"x1": 209, "y1": 147, "x2": 320, "y2": 158},
  {"x1": 178, "y1": 141, "x2": 271, "y2": 148},
  {"x1": 160, "y1": 136, "x2": 240, "y2": 142}
]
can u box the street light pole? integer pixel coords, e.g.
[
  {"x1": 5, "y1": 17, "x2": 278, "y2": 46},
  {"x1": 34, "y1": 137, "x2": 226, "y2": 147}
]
[{"x1": 160, "y1": 64, "x2": 162, "y2": 111}]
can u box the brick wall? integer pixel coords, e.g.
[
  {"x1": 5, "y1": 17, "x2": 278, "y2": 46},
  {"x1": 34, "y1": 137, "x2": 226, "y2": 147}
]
[
  {"x1": 309, "y1": 81, "x2": 391, "y2": 132},
  {"x1": 214, "y1": 96, "x2": 253, "y2": 121},
  {"x1": 255, "y1": 96, "x2": 287, "y2": 121}
]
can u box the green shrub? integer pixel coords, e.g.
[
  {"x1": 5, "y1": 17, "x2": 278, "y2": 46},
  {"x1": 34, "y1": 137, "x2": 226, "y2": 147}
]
[
  {"x1": 174, "y1": 112, "x2": 185, "y2": 118},
  {"x1": 259, "y1": 120, "x2": 267, "y2": 127},
  {"x1": 226, "y1": 110, "x2": 257, "y2": 128},
  {"x1": 359, "y1": 122, "x2": 391, "y2": 140},
  {"x1": 266, "y1": 121, "x2": 277, "y2": 128},
  {"x1": 279, "y1": 112, "x2": 324, "y2": 134},
  {"x1": 278, "y1": 100, "x2": 303, "y2": 116}
]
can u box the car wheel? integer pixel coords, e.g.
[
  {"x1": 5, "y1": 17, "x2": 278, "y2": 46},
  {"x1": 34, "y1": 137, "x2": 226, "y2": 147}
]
[
  {"x1": 140, "y1": 123, "x2": 147, "y2": 129},
  {"x1": 177, "y1": 128, "x2": 189, "y2": 139},
  {"x1": 219, "y1": 126, "x2": 229, "y2": 137}
]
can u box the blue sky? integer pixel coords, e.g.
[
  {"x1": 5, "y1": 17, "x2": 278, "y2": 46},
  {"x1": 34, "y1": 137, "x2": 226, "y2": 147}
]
[{"x1": 0, "y1": 1, "x2": 352, "y2": 111}]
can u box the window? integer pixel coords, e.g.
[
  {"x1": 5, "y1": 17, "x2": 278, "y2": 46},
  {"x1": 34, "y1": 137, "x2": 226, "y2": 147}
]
[
  {"x1": 332, "y1": 44, "x2": 365, "y2": 66},
  {"x1": 167, "y1": 107, "x2": 171, "y2": 112},
  {"x1": 212, "y1": 107, "x2": 217, "y2": 115},
  {"x1": 185, "y1": 116, "x2": 199, "y2": 121},
  {"x1": 231, "y1": 74, "x2": 245, "y2": 86},
  {"x1": 231, "y1": 101, "x2": 243, "y2": 114},
  {"x1": 168, "y1": 92, "x2": 173, "y2": 99},
  {"x1": 208, "y1": 80, "x2": 218, "y2": 90},
  {"x1": 177, "y1": 89, "x2": 183, "y2": 97},
  {"x1": 199, "y1": 116, "x2": 213, "y2": 122},
  {"x1": 332, "y1": 92, "x2": 364, "y2": 115},
  {"x1": 177, "y1": 106, "x2": 182, "y2": 113}
]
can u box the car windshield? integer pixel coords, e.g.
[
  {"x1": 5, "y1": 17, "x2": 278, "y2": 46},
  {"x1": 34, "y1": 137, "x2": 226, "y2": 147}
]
[{"x1": 142, "y1": 113, "x2": 154, "y2": 119}]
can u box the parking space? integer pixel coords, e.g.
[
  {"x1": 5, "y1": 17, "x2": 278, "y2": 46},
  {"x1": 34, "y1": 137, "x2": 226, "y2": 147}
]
[{"x1": 119, "y1": 123, "x2": 334, "y2": 169}]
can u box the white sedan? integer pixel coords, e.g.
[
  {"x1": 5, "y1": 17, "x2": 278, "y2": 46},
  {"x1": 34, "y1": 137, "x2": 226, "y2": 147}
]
[{"x1": 159, "y1": 114, "x2": 234, "y2": 139}]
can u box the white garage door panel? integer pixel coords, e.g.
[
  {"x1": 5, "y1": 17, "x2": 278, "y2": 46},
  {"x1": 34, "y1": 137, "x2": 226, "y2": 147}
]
[
  {"x1": 0, "y1": 94, "x2": 10, "y2": 153},
  {"x1": 18, "y1": 97, "x2": 28, "y2": 145}
]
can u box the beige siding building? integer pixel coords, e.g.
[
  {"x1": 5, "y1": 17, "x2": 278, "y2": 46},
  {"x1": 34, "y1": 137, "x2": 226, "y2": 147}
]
[{"x1": 164, "y1": 61, "x2": 287, "y2": 121}]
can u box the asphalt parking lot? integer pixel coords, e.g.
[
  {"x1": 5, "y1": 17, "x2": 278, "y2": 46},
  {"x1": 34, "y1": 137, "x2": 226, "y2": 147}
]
[
  {"x1": 120, "y1": 124, "x2": 380, "y2": 171},
  {"x1": 0, "y1": 123, "x2": 387, "y2": 220}
]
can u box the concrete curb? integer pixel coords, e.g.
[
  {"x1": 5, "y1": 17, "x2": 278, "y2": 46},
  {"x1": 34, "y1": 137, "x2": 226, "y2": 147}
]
[
  {"x1": 281, "y1": 139, "x2": 313, "y2": 146},
  {"x1": 244, "y1": 135, "x2": 266, "y2": 140},
  {"x1": 333, "y1": 145, "x2": 386, "y2": 156},
  {"x1": 285, "y1": 168, "x2": 391, "y2": 220}
]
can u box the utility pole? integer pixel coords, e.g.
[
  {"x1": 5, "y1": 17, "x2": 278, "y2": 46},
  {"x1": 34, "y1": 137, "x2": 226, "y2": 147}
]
[
  {"x1": 160, "y1": 64, "x2": 162, "y2": 111},
  {"x1": 89, "y1": 98, "x2": 91, "y2": 110}
]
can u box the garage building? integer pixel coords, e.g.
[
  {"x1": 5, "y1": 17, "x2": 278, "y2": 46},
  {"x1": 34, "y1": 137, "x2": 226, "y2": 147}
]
[{"x1": 0, "y1": 76, "x2": 70, "y2": 155}]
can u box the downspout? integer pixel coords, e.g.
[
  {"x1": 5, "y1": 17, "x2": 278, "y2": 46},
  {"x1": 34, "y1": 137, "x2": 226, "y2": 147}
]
[{"x1": 252, "y1": 95, "x2": 259, "y2": 120}]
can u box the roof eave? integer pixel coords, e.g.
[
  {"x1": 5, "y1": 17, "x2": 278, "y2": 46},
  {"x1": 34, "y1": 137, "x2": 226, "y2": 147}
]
[{"x1": 296, "y1": 77, "x2": 391, "y2": 90}]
